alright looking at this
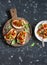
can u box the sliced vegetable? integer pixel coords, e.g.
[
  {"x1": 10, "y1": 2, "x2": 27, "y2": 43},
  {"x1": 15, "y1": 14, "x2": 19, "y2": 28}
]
[
  {"x1": 24, "y1": 23, "x2": 29, "y2": 28},
  {"x1": 25, "y1": 24, "x2": 29, "y2": 28},
  {"x1": 23, "y1": 23, "x2": 29, "y2": 33},
  {"x1": 11, "y1": 39, "x2": 17, "y2": 45},
  {"x1": 8, "y1": 25, "x2": 12, "y2": 29},
  {"x1": 24, "y1": 28, "x2": 29, "y2": 33}
]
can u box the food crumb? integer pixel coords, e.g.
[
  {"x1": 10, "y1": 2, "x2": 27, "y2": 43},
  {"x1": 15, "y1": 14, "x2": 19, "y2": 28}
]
[
  {"x1": 19, "y1": 63, "x2": 21, "y2": 65},
  {"x1": 11, "y1": 55, "x2": 13, "y2": 58},
  {"x1": 19, "y1": 56, "x2": 23, "y2": 62},
  {"x1": 8, "y1": 0, "x2": 11, "y2": 3},
  {"x1": 36, "y1": 59, "x2": 39, "y2": 62},
  {"x1": 30, "y1": 61, "x2": 32, "y2": 64},
  {"x1": 8, "y1": 57, "x2": 11, "y2": 60}
]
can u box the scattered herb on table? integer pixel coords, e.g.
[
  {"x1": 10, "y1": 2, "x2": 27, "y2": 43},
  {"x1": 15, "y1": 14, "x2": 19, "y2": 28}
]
[{"x1": 30, "y1": 43, "x2": 35, "y2": 47}]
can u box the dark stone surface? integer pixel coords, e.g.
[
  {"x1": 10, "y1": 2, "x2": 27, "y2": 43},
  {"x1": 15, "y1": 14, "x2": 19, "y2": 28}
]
[{"x1": 0, "y1": 0, "x2": 47, "y2": 65}]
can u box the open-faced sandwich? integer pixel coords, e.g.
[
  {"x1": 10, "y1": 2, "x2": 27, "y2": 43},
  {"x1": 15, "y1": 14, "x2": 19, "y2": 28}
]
[
  {"x1": 4, "y1": 28, "x2": 17, "y2": 41},
  {"x1": 17, "y1": 31, "x2": 27, "y2": 45}
]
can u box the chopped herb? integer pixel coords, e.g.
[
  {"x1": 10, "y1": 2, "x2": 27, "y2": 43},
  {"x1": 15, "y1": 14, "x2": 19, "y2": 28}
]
[
  {"x1": 23, "y1": 23, "x2": 29, "y2": 33},
  {"x1": 8, "y1": 25, "x2": 12, "y2": 29},
  {"x1": 24, "y1": 28, "x2": 29, "y2": 33},
  {"x1": 24, "y1": 24, "x2": 29, "y2": 28},
  {"x1": 30, "y1": 43, "x2": 35, "y2": 47},
  {"x1": 25, "y1": 24, "x2": 29, "y2": 28},
  {"x1": 11, "y1": 39, "x2": 17, "y2": 45}
]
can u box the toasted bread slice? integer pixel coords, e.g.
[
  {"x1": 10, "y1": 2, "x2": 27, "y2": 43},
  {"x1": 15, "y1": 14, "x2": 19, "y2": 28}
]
[
  {"x1": 17, "y1": 31, "x2": 27, "y2": 45},
  {"x1": 4, "y1": 28, "x2": 17, "y2": 41}
]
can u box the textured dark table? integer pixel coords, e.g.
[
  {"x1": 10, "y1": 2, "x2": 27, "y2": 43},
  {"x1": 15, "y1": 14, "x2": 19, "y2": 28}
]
[{"x1": 0, "y1": 0, "x2": 47, "y2": 65}]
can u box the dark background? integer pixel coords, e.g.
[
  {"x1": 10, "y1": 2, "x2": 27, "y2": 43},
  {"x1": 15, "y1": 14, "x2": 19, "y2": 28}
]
[{"x1": 0, "y1": 0, "x2": 47, "y2": 65}]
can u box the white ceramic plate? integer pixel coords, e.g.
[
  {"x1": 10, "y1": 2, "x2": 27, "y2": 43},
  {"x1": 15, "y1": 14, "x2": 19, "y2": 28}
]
[{"x1": 34, "y1": 20, "x2": 47, "y2": 42}]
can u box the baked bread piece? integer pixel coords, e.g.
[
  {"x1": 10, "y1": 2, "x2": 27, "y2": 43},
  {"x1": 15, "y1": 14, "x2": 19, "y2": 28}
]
[
  {"x1": 4, "y1": 28, "x2": 17, "y2": 41},
  {"x1": 17, "y1": 31, "x2": 27, "y2": 45}
]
